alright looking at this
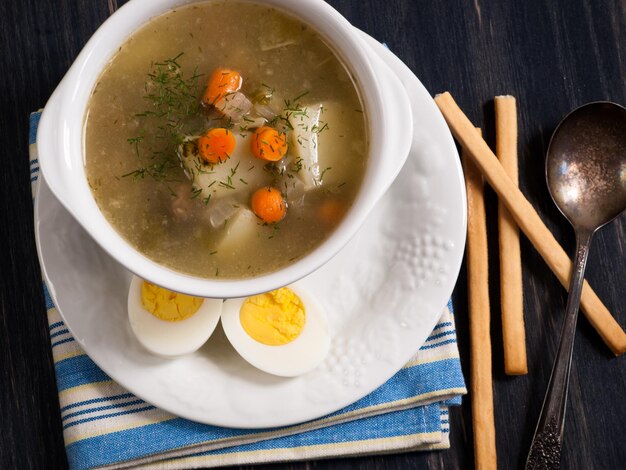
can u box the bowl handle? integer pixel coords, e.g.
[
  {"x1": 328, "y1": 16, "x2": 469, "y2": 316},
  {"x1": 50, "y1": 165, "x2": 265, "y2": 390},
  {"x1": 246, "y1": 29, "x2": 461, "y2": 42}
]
[
  {"x1": 362, "y1": 40, "x2": 414, "y2": 203},
  {"x1": 37, "y1": 82, "x2": 76, "y2": 216}
]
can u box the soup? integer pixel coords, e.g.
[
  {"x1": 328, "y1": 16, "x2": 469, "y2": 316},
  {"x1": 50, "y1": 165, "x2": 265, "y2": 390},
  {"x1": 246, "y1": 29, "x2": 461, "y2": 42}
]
[{"x1": 84, "y1": 0, "x2": 368, "y2": 279}]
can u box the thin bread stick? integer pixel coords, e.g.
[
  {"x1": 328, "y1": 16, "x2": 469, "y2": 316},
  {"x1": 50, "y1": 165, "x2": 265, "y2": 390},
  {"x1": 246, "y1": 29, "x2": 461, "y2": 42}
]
[
  {"x1": 435, "y1": 92, "x2": 626, "y2": 356},
  {"x1": 464, "y1": 128, "x2": 497, "y2": 470},
  {"x1": 495, "y1": 96, "x2": 528, "y2": 375}
]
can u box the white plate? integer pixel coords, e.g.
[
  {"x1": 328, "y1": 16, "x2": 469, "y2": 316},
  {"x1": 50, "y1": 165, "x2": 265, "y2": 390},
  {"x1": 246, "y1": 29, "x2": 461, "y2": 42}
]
[{"x1": 34, "y1": 33, "x2": 466, "y2": 429}]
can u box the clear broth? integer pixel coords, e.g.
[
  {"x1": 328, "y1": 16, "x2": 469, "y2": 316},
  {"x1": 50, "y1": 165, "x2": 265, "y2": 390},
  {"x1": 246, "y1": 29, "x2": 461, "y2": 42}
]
[{"x1": 84, "y1": 1, "x2": 367, "y2": 279}]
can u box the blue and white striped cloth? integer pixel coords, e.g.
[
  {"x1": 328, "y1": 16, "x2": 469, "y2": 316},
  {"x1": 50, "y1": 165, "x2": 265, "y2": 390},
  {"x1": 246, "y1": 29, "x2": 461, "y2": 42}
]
[{"x1": 30, "y1": 111, "x2": 466, "y2": 470}]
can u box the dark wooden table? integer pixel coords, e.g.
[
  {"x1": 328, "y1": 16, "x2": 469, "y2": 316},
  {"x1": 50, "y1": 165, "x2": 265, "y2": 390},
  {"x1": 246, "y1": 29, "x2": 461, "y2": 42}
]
[{"x1": 2, "y1": 0, "x2": 625, "y2": 468}]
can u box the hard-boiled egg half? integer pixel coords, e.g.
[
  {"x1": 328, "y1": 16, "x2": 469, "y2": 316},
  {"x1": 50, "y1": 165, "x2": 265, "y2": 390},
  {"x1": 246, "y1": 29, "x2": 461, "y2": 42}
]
[
  {"x1": 221, "y1": 285, "x2": 330, "y2": 377},
  {"x1": 127, "y1": 276, "x2": 223, "y2": 357}
]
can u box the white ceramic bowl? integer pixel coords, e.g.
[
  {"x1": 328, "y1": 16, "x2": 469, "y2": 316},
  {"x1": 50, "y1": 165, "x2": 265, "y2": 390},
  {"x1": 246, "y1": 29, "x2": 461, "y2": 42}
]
[{"x1": 38, "y1": 0, "x2": 413, "y2": 298}]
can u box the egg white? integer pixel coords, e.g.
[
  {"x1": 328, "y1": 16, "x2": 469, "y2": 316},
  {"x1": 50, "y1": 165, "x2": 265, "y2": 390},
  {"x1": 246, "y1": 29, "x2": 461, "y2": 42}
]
[
  {"x1": 220, "y1": 284, "x2": 331, "y2": 377},
  {"x1": 127, "y1": 276, "x2": 223, "y2": 357}
]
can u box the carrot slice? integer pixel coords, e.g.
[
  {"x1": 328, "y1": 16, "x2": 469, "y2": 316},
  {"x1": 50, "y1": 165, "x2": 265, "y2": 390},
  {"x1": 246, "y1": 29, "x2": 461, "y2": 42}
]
[
  {"x1": 250, "y1": 126, "x2": 288, "y2": 162},
  {"x1": 202, "y1": 69, "x2": 242, "y2": 107},
  {"x1": 251, "y1": 186, "x2": 287, "y2": 224},
  {"x1": 197, "y1": 128, "x2": 236, "y2": 164},
  {"x1": 318, "y1": 199, "x2": 347, "y2": 226}
]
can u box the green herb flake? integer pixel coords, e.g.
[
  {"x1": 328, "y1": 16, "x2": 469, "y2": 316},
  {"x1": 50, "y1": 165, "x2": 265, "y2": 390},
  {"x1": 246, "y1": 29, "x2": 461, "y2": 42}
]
[{"x1": 320, "y1": 166, "x2": 332, "y2": 181}]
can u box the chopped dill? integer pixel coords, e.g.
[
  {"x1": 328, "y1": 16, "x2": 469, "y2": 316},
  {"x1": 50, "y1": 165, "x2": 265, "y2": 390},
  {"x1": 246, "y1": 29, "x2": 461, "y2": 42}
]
[
  {"x1": 125, "y1": 53, "x2": 204, "y2": 186},
  {"x1": 292, "y1": 158, "x2": 303, "y2": 173},
  {"x1": 292, "y1": 90, "x2": 310, "y2": 102},
  {"x1": 121, "y1": 157, "x2": 177, "y2": 181},
  {"x1": 312, "y1": 122, "x2": 329, "y2": 134},
  {"x1": 320, "y1": 166, "x2": 332, "y2": 181},
  {"x1": 190, "y1": 187, "x2": 202, "y2": 199},
  {"x1": 218, "y1": 180, "x2": 235, "y2": 190},
  {"x1": 127, "y1": 135, "x2": 144, "y2": 145},
  {"x1": 222, "y1": 117, "x2": 235, "y2": 129},
  {"x1": 267, "y1": 223, "x2": 281, "y2": 239}
]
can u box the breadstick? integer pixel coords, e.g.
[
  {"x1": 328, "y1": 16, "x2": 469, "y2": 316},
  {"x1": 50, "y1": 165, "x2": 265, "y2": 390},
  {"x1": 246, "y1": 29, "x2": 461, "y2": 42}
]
[
  {"x1": 464, "y1": 128, "x2": 497, "y2": 470},
  {"x1": 495, "y1": 96, "x2": 527, "y2": 375},
  {"x1": 435, "y1": 92, "x2": 626, "y2": 356}
]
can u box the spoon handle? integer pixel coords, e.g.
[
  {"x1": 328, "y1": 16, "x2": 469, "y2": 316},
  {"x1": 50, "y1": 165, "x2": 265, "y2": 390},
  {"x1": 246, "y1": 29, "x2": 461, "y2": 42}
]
[{"x1": 525, "y1": 230, "x2": 594, "y2": 469}]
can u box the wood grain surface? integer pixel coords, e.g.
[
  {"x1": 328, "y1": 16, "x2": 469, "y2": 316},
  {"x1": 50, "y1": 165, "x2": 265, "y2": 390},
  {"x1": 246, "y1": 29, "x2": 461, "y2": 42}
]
[{"x1": 1, "y1": 0, "x2": 625, "y2": 469}]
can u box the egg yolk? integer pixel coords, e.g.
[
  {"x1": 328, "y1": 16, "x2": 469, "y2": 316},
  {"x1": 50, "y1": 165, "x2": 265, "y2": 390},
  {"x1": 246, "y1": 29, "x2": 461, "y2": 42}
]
[
  {"x1": 141, "y1": 281, "x2": 204, "y2": 322},
  {"x1": 239, "y1": 287, "x2": 305, "y2": 345}
]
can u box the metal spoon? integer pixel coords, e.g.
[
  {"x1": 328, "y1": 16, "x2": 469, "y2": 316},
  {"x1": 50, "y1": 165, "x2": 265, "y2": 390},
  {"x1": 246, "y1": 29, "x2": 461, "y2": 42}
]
[{"x1": 526, "y1": 102, "x2": 626, "y2": 469}]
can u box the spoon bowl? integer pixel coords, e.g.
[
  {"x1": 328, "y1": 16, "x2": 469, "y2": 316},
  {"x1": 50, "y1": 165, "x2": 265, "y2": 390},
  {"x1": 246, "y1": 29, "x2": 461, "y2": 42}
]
[
  {"x1": 546, "y1": 102, "x2": 626, "y2": 230},
  {"x1": 526, "y1": 102, "x2": 626, "y2": 469}
]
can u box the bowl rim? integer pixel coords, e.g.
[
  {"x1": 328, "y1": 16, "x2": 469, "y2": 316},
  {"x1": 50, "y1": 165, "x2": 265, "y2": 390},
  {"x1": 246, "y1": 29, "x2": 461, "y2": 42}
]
[{"x1": 39, "y1": 0, "x2": 407, "y2": 298}]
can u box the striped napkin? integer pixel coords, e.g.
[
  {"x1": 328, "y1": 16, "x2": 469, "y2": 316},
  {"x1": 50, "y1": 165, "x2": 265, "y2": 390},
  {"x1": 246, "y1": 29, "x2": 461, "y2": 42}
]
[{"x1": 30, "y1": 111, "x2": 466, "y2": 470}]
